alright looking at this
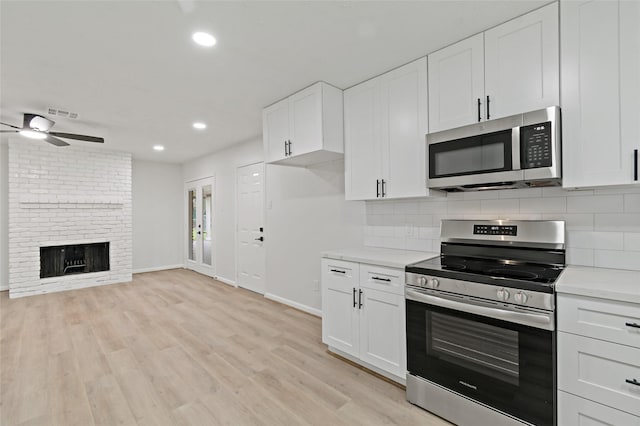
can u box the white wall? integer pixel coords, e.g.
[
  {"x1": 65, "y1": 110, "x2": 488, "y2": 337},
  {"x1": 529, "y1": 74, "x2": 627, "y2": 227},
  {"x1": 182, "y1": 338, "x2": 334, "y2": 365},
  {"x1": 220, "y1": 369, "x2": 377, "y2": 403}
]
[
  {"x1": 0, "y1": 140, "x2": 8, "y2": 291},
  {"x1": 265, "y1": 160, "x2": 365, "y2": 313},
  {"x1": 182, "y1": 138, "x2": 264, "y2": 283},
  {"x1": 132, "y1": 160, "x2": 183, "y2": 272},
  {"x1": 365, "y1": 186, "x2": 640, "y2": 271}
]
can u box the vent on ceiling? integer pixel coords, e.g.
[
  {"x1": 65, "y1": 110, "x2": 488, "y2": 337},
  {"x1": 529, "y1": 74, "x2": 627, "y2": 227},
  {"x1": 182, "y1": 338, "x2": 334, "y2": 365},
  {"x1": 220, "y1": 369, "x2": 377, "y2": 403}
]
[{"x1": 47, "y1": 107, "x2": 78, "y2": 119}]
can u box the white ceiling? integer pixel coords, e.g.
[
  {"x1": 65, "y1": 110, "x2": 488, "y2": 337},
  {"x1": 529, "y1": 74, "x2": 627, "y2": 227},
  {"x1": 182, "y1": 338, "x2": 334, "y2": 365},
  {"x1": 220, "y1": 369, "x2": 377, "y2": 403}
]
[{"x1": 0, "y1": 0, "x2": 549, "y2": 163}]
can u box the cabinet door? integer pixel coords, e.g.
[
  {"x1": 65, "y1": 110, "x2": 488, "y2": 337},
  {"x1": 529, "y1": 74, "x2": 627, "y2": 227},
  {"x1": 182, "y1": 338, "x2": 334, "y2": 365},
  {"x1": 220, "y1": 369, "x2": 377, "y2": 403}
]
[
  {"x1": 384, "y1": 57, "x2": 429, "y2": 199},
  {"x1": 428, "y1": 34, "x2": 485, "y2": 132},
  {"x1": 321, "y1": 259, "x2": 359, "y2": 357},
  {"x1": 484, "y1": 2, "x2": 559, "y2": 119},
  {"x1": 263, "y1": 99, "x2": 289, "y2": 163},
  {"x1": 561, "y1": 0, "x2": 640, "y2": 188},
  {"x1": 344, "y1": 78, "x2": 383, "y2": 200},
  {"x1": 358, "y1": 287, "x2": 406, "y2": 379},
  {"x1": 289, "y1": 83, "x2": 323, "y2": 158},
  {"x1": 558, "y1": 391, "x2": 640, "y2": 426}
]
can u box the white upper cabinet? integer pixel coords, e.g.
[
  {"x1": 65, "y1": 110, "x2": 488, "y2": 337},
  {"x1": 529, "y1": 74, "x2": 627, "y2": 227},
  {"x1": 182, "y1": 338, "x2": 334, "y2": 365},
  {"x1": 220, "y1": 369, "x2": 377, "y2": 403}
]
[
  {"x1": 263, "y1": 82, "x2": 344, "y2": 167},
  {"x1": 345, "y1": 57, "x2": 430, "y2": 201},
  {"x1": 561, "y1": 0, "x2": 640, "y2": 188},
  {"x1": 484, "y1": 2, "x2": 559, "y2": 120},
  {"x1": 428, "y1": 33, "x2": 485, "y2": 132},
  {"x1": 428, "y1": 3, "x2": 559, "y2": 132}
]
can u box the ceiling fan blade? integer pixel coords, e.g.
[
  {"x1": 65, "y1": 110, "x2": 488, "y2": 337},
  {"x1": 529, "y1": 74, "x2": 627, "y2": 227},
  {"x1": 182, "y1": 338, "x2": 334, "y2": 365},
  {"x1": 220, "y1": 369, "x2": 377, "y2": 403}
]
[
  {"x1": 49, "y1": 132, "x2": 104, "y2": 143},
  {"x1": 0, "y1": 130, "x2": 19, "y2": 133},
  {"x1": 0, "y1": 122, "x2": 21, "y2": 129},
  {"x1": 43, "y1": 135, "x2": 70, "y2": 147}
]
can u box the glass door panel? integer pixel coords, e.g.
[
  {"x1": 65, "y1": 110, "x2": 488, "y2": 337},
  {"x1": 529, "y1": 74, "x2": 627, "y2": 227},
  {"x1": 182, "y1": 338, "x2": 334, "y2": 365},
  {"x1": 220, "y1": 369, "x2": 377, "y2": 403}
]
[
  {"x1": 185, "y1": 177, "x2": 215, "y2": 277},
  {"x1": 188, "y1": 189, "x2": 196, "y2": 261}
]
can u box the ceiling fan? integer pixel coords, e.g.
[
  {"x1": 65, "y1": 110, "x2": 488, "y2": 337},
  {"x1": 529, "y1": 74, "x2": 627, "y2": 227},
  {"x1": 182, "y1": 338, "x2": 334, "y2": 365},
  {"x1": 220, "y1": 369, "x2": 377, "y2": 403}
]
[{"x1": 0, "y1": 113, "x2": 104, "y2": 146}]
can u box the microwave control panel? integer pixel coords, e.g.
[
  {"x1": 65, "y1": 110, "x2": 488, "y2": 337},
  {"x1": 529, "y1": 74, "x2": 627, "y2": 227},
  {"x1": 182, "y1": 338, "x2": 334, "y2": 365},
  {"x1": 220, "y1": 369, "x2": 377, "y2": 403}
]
[{"x1": 521, "y1": 121, "x2": 552, "y2": 169}]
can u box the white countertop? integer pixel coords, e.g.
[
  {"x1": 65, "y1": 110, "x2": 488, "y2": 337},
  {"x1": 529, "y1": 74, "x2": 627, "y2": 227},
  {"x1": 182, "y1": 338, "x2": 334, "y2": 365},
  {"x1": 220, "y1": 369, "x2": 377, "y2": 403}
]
[
  {"x1": 556, "y1": 265, "x2": 640, "y2": 304},
  {"x1": 322, "y1": 247, "x2": 438, "y2": 269}
]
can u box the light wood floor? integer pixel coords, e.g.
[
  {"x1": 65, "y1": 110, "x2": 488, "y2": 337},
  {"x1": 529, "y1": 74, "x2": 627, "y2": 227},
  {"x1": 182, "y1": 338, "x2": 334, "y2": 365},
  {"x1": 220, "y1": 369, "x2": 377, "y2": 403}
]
[{"x1": 1, "y1": 269, "x2": 451, "y2": 426}]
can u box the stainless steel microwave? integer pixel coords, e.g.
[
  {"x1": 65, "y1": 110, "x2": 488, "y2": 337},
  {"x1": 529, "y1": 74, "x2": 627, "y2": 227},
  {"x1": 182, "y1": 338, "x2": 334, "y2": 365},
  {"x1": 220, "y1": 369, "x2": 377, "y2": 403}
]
[{"x1": 427, "y1": 106, "x2": 561, "y2": 191}]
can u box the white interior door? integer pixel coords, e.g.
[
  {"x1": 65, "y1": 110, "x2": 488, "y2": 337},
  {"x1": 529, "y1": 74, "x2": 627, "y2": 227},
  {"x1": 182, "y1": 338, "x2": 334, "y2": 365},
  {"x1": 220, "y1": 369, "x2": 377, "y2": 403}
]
[
  {"x1": 185, "y1": 176, "x2": 215, "y2": 277},
  {"x1": 236, "y1": 163, "x2": 265, "y2": 294}
]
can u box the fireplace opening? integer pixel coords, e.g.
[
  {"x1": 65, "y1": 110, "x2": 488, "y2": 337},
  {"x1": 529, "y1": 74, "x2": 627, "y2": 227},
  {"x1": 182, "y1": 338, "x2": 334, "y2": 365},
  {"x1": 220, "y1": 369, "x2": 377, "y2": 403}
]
[{"x1": 40, "y1": 242, "x2": 110, "y2": 278}]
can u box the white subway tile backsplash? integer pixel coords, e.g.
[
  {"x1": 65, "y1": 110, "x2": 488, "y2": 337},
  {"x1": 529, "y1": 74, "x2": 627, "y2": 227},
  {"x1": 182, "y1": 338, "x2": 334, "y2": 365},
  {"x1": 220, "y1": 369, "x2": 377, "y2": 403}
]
[
  {"x1": 519, "y1": 197, "x2": 566, "y2": 213},
  {"x1": 624, "y1": 233, "x2": 640, "y2": 251},
  {"x1": 567, "y1": 195, "x2": 624, "y2": 213},
  {"x1": 567, "y1": 231, "x2": 624, "y2": 250},
  {"x1": 594, "y1": 250, "x2": 640, "y2": 270},
  {"x1": 364, "y1": 185, "x2": 640, "y2": 271},
  {"x1": 480, "y1": 199, "x2": 520, "y2": 214},
  {"x1": 566, "y1": 248, "x2": 594, "y2": 267},
  {"x1": 624, "y1": 194, "x2": 640, "y2": 212}
]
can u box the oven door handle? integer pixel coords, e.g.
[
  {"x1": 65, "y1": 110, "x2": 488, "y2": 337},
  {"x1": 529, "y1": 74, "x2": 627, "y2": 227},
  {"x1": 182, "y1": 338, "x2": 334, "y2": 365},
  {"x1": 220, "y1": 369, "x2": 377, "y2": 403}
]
[{"x1": 405, "y1": 289, "x2": 554, "y2": 331}]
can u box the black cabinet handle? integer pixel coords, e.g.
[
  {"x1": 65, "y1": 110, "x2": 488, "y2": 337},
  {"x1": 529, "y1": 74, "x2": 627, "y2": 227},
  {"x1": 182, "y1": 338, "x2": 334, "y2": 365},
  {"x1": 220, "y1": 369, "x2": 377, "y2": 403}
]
[
  {"x1": 254, "y1": 237, "x2": 264, "y2": 241},
  {"x1": 634, "y1": 149, "x2": 638, "y2": 181},
  {"x1": 625, "y1": 322, "x2": 640, "y2": 329},
  {"x1": 376, "y1": 179, "x2": 380, "y2": 198},
  {"x1": 353, "y1": 288, "x2": 357, "y2": 308},
  {"x1": 358, "y1": 289, "x2": 363, "y2": 309},
  {"x1": 625, "y1": 378, "x2": 640, "y2": 386},
  {"x1": 381, "y1": 179, "x2": 386, "y2": 198},
  {"x1": 486, "y1": 95, "x2": 491, "y2": 120},
  {"x1": 371, "y1": 276, "x2": 391, "y2": 282},
  {"x1": 330, "y1": 269, "x2": 345, "y2": 274},
  {"x1": 477, "y1": 98, "x2": 481, "y2": 122},
  {"x1": 288, "y1": 140, "x2": 292, "y2": 156},
  {"x1": 284, "y1": 140, "x2": 288, "y2": 157}
]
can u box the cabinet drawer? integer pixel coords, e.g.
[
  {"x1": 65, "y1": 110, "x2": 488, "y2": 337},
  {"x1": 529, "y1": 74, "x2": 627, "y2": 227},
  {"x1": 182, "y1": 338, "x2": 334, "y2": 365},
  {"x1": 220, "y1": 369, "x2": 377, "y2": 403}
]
[
  {"x1": 322, "y1": 259, "x2": 358, "y2": 287},
  {"x1": 558, "y1": 332, "x2": 640, "y2": 416},
  {"x1": 359, "y1": 264, "x2": 404, "y2": 295},
  {"x1": 558, "y1": 294, "x2": 640, "y2": 349},
  {"x1": 558, "y1": 390, "x2": 640, "y2": 426}
]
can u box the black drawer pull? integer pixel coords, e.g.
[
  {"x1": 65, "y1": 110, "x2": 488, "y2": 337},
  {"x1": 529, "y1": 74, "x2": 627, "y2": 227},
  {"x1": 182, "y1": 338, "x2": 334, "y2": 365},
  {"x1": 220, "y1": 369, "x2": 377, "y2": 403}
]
[
  {"x1": 330, "y1": 269, "x2": 346, "y2": 274},
  {"x1": 625, "y1": 322, "x2": 640, "y2": 329},
  {"x1": 353, "y1": 288, "x2": 357, "y2": 308},
  {"x1": 371, "y1": 276, "x2": 391, "y2": 282},
  {"x1": 358, "y1": 289, "x2": 363, "y2": 309},
  {"x1": 634, "y1": 149, "x2": 638, "y2": 181},
  {"x1": 625, "y1": 378, "x2": 640, "y2": 386}
]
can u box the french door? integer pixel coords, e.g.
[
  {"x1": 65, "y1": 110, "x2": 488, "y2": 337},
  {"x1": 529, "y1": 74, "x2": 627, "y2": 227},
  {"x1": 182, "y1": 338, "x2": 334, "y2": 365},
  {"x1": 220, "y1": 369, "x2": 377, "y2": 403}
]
[{"x1": 185, "y1": 177, "x2": 215, "y2": 277}]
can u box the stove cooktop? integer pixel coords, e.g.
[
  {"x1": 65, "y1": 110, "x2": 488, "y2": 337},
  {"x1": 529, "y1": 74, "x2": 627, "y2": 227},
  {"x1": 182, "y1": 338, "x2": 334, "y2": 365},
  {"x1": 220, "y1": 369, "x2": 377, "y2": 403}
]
[{"x1": 406, "y1": 255, "x2": 565, "y2": 294}]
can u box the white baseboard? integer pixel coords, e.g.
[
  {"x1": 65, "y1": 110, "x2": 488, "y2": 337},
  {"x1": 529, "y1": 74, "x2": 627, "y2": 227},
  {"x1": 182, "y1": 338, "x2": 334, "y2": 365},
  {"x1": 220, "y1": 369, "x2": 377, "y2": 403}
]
[
  {"x1": 215, "y1": 276, "x2": 237, "y2": 287},
  {"x1": 264, "y1": 293, "x2": 322, "y2": 317},
  {"x1": 0, "y1": 284, "x2": 8, "y2": 292},
  {"x1": 133, "y1": 264, "x2": 184, "y2": 274}
]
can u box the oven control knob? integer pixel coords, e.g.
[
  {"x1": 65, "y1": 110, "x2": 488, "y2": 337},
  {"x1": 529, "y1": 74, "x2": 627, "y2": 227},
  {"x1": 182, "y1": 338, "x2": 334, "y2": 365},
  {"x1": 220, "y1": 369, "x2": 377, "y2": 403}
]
[
  {"x1": 417, "y1": 276, "x2": 427, "y2": 287},
  {"x1": 497, "y1": 288, "x2": 510, "y2": 301},
  {"x1": 514, "y1": 291, "x2": 528, "y2": 305},
  {"x1": 428, "y1": 278, "x2": 440, "y2": 289}
]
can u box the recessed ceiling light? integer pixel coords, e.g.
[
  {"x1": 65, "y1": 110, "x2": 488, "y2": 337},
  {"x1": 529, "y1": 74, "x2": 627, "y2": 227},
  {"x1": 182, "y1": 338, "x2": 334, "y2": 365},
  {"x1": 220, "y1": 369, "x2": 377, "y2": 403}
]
[
  {"x1": 153, "y1": 145, "x2": 165, "y2": 151},
  {"x1": 19, "y1": 130, "x2": 47, "y2": 140},
  {"x1": 193, "y1": 122, "x2": 207, "y2": 130},
  {"x1": 192, "y1": 32, "x2": 216, "y2": 47}
]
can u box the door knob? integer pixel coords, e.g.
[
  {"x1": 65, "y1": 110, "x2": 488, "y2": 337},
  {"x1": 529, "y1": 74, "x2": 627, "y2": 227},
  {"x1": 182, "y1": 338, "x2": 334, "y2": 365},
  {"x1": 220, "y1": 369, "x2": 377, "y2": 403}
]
[{"x1": 254, "y1": 236, "x2": 264, "y2": 242}]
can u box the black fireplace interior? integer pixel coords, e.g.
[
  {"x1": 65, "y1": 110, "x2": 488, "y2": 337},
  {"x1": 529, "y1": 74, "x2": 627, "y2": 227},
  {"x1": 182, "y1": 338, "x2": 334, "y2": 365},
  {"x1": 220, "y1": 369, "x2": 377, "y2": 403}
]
[{"x1": 40, "y1": 242, "x2": 110, "y2": 278}]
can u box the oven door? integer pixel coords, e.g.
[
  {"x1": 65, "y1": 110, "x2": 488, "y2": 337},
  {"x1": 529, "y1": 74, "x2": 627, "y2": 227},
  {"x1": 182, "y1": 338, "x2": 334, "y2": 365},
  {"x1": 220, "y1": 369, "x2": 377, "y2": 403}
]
[{"x1": 406, "y1": 290, "x2": 555, "y2": 426}]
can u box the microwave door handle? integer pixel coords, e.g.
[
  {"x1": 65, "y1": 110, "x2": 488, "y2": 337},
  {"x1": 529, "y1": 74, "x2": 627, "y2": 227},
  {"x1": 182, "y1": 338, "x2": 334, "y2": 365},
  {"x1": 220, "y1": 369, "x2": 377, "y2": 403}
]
[
  {"x1": 512, "y1": 127, "x2": 521, "y2": 170},
  {"x1": 405, "y1": 289, "x2": 554, "y2": 331}
]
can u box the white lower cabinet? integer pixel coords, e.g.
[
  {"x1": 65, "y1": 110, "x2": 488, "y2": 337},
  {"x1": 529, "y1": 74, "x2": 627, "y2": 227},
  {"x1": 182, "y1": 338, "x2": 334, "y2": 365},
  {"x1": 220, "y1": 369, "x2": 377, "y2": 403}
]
[
  {"x1": 557, "y1": 294, "x2": 640, "y2": 423},
  {"x1": 558, "y1": 391, "x2": 640, "y2": 426},
  {"x1": 321, "y1": 258, "x2": 406, "y2": 383}
]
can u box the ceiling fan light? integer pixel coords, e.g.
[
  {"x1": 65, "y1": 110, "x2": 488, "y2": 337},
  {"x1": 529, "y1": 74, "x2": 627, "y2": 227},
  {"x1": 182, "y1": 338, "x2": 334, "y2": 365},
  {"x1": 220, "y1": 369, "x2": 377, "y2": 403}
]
[
  {"x1": 19, "y1": 130, "x2": 47, "y2": 140},
  {"x1": 192, "y1": 32, "x2": 216, "y2": 47}
]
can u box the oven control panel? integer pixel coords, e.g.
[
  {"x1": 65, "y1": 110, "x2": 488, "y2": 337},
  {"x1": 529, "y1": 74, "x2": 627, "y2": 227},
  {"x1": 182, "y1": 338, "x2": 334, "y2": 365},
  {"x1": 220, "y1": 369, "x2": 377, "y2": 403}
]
[{"x1": 473, "y1": 224, "x2": 517, "y2": 236}]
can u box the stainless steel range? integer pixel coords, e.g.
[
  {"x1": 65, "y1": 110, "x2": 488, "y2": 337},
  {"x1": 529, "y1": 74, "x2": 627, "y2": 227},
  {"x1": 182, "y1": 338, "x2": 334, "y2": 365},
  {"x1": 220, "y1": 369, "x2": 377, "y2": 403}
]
[{"x1": 405, "y1": 220, "x2": 565, "y2": 426}]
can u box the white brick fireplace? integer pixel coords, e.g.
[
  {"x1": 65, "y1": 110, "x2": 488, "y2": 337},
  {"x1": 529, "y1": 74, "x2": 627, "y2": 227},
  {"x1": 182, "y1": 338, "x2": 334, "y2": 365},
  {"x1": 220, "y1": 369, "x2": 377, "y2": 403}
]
[{"x1": 8, "y1": 139, "x2": 132, "y2": 298}]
